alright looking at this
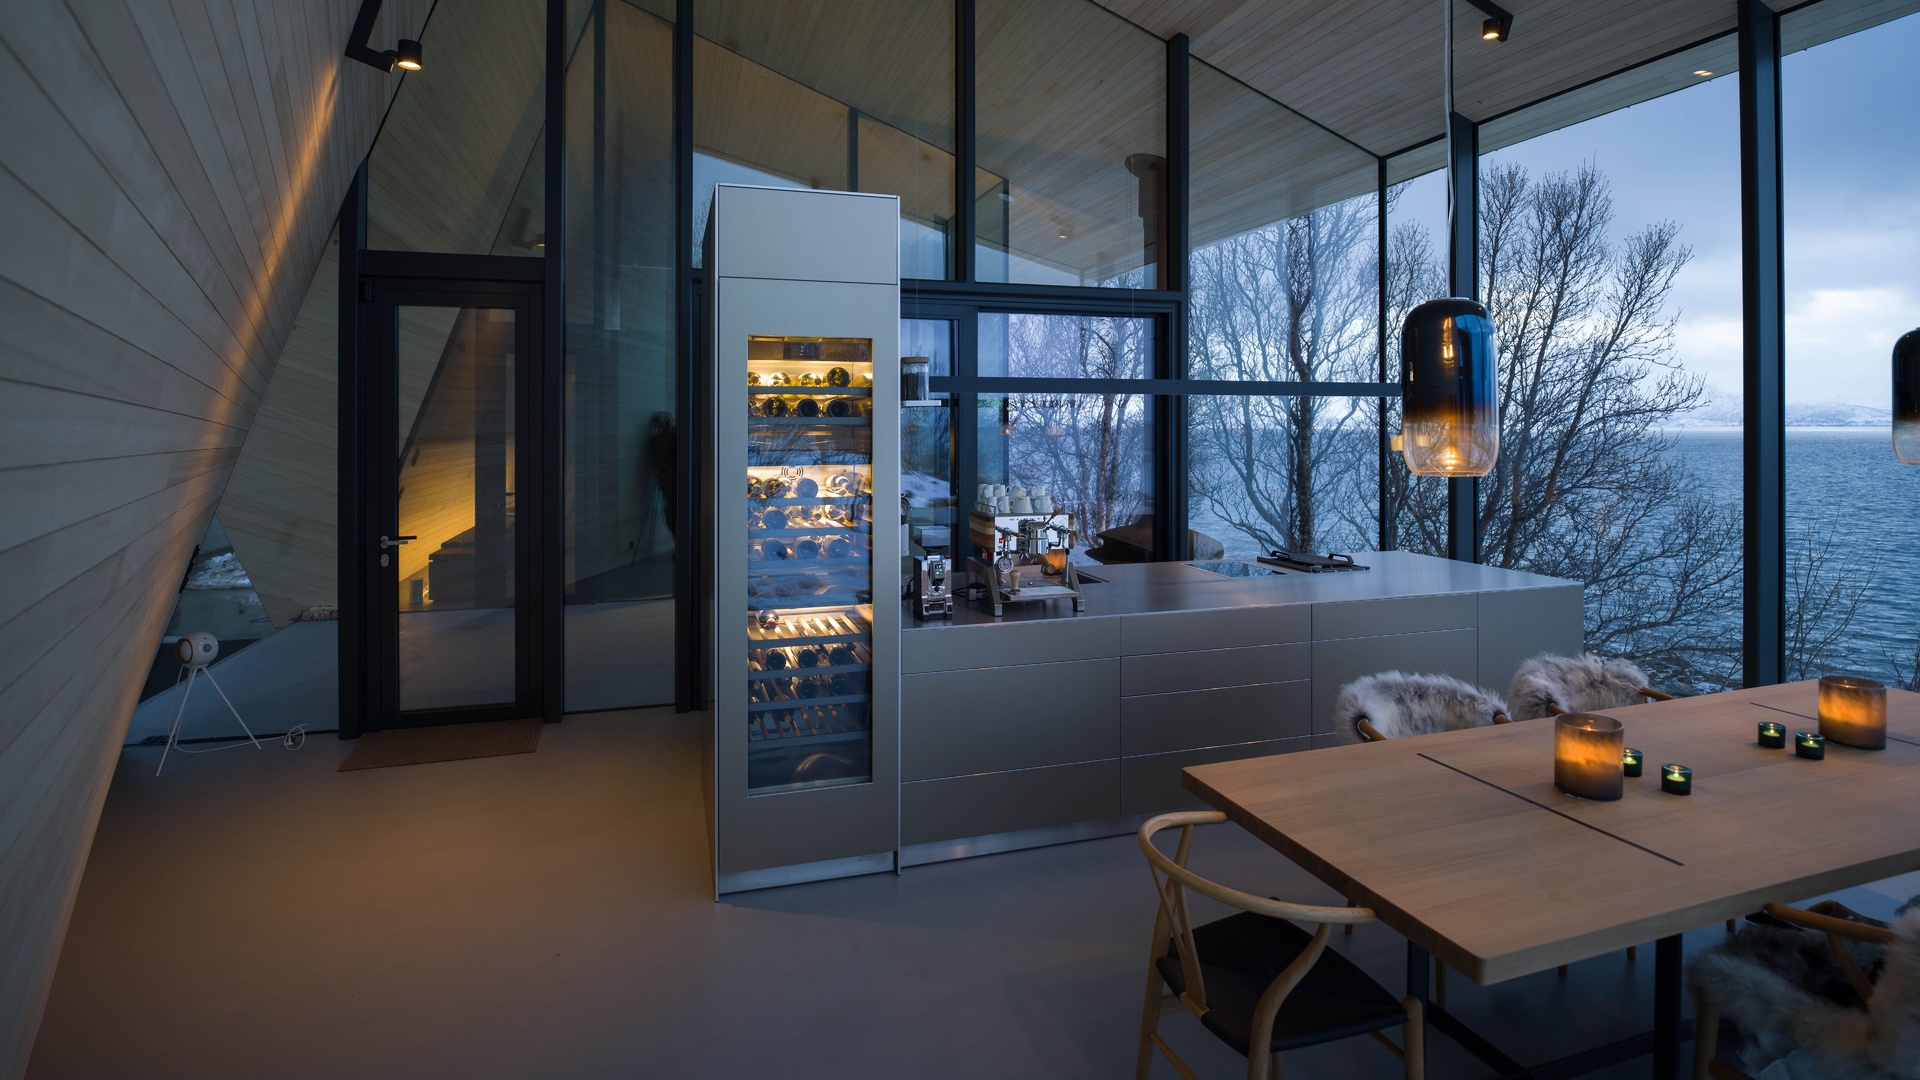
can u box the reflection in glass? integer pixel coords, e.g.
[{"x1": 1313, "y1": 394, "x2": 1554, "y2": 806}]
[
  {"x1": 691, "y1": 0, "x2": 955, "y2": 277},
  {"x1": 564, "y1": 0, "x2": 677, "y2": 712},
  {"x1": 395, "y1": 307, "x2": 518, "y2": 712},
  {"x1": 369, "y1": 1, "x2": 545, "y2": 254},
  {"x1": 1188, "y1": 397, "x2": 1377, "y2": 559},
  {"x1": 976, "y1": 0, "x2": 1164, "y2": 287},
  {"x1": 901, "y1": 319, "x2": 955, "y2": 559}
]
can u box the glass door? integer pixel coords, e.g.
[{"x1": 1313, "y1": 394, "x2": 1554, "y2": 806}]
[{"x1": 363, "y1": 281, "x2": 544, "y2": 728}]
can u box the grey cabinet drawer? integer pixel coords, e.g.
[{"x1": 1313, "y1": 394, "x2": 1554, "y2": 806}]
[
  {"x1": 902, "y1": 760, "x2": 1121, "y2": 846},
  {"x1": 1477, "y1": 585, "x2": 1585, "y2": 693},
  {"x1": 1309, "y1": 628, "x2": 1479, "y2": 735},
  {"x1": 1121, "y1": 680, "x2": 1311, "y2": 757},
  {"x1": 903, "y1": 658, "x2": 1120, "y2": 780},
  {"x1": 1122, "y1": 643, "x2": 1308, "y2": 696},
  {"x1": 1120, "y1": 738, "x2": 1311, "y2": 817},
  {"x1": 903, "y1": 617, "x2": 1121, "y2": 673},
  {"x1": 1311, "y1": 593, "x2": 1474, "y2": 642},
  {"x1": 1120, "y1": 604, "x2": 1309, "y2": 655}
]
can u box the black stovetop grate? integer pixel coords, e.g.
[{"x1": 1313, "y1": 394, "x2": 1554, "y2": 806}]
[{"x1": 1256, "y1": 550, "x2": 1369, "y2": 573}]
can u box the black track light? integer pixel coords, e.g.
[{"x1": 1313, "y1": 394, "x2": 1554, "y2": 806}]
[
  {"x1": 1464, "y1": 0, "x2": 1513, "y2": 43},
  {"x1": 344, "y1": 0, "x2": 423, "y2": 73}
]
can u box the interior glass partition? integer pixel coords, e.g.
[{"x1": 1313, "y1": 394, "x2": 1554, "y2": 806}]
[
  {"x1": 1782, "y1": 10, "x2": 1920, "y2": 687},
  {"x1": 563, "y1": 0, "x2": 679, "y2": 712},
  {"x1": 975, "y1": 0, "x2": 1166, "y2": 288},
  {"x1": 1475, "y1": 73, "x2": 1742, "y2": 694},
  {"x1": 367, "y1": 0, "x2": 548, "y2": 254},
  {"x1": 690, "y1": 0, "x2": 956, "y2": 278}
]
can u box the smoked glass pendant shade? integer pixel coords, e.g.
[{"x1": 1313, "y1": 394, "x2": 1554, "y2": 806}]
[
  {"x1": 1895, "y1": 328, "x2": 1920, "y2": 465},
  {"x1": 1400, "y1": 297, "x2": 1500, "y2": 477}
]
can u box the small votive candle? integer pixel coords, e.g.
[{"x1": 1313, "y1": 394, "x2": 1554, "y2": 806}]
[
  {"x1": 1660, "y1": 764, "x2": 1692, "y2": 796},
  {"x1": 1757, "y1": 721, "x2": 1787, "y2": 749},
  {"x1": 1555, "y1": 713, "x2": 1625, "y2": 801},
  {"x1": 1622, "y1": 747, "x2": 1644, "y2": 777},
  {"x1": 1818, "y1": 675, "x2": 1887, "y2": 750},
  {"x1": 1795, "y1": 731, "x2": 1826, "y2": 760}
]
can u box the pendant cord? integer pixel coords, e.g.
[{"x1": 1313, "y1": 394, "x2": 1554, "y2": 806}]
[{"x1": 1443, "y1": 0, "x2": 1454, "y2": 287}]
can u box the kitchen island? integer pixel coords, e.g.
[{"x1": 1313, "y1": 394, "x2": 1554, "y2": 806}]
[{"x1": 898, "y1": 551, "x2": 1582, "y2": 865}]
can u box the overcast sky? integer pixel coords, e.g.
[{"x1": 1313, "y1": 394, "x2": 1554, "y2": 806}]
[{"x1": 1472, "y1": 11, "x2": 1920, "y2": 413}]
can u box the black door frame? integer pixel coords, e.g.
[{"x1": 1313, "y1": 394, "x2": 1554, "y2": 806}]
[{"x1": 340, "y1": 249, "x2": 555, "y2": 737}]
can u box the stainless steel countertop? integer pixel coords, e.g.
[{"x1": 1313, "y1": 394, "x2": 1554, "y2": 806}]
[{"x1": 902, "y1": 551, "x2": 1578, "y2": 631}]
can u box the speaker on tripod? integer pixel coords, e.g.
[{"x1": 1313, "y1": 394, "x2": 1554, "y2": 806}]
[{"x1": 157, "y1": 632, "x2": 262, "y2": 775}]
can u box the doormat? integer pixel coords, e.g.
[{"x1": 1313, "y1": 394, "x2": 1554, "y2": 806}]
[{"x1": 338, "y1": 718, "x2": 541, "y2": 771}]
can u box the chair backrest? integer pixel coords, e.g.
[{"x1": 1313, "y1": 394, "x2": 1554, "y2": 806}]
[
  {"x1": 1138, "y1": 811, "x2": 1376, "y2": 1015},
  {"x1": 1507, "y1": 653, "x2": 1656, "y2": 721},
  {"x1": 1764, "y1": 901, "x2": 1897, "y2": 1005},
  {"x1": 1332, "y1": 671, "x2": 1509, "y2": 744}
]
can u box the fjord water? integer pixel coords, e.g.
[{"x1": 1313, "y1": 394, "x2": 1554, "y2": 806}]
[{"x1": 1673, "y1": 427, "x2": 1920, "y2": 682}]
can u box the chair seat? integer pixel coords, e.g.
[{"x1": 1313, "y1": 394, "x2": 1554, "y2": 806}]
[{"x1": 1156, "y1": 910, "x2": 1408, "y2": 1055}]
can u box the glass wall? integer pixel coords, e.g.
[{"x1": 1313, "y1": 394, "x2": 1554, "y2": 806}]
[
  {"x1": 368, "y1": 0, "x2": 548, "y2": 253},
  {"x1": 692, "y1": 0, "x2": 956, "y2": 278},
  {"x1": 975, "y1": 0, "x2": 1165, "y2": 288},
  {"x1": 1474, "y1": 74, "x2": 1742, "y2": 693},
  {"x1": 1186, "y1": 60, "x2": 1379, "y2": 557},
  {"x1": 1782, "y1": 10, "x2": 1920, "y2": 687},
  {"x1": 976, "y1": 312, "x2": 1154, "y2": 561},
  {"x1": 1375, "y1": 158, "x2": 1450, "y2": 558},
  {"x1": 563, "y1": 0, "x2": 678, "y2": 712}
]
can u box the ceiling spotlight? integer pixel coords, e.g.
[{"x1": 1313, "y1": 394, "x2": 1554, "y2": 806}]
[
  {"x1": 1693, "y1": 69, "x2": 1714, "y2": 77},
  {"x1": 1464, "y1": 0, "x2": 1513, "y2": 43},
  {"x1": 344, "y1": 0, "x2": 423, "y2": 73}
]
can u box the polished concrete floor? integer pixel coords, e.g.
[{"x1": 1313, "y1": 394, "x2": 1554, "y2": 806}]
[{"x1": 31, "y1": 711, "x2": 1918, "y2": 1079}]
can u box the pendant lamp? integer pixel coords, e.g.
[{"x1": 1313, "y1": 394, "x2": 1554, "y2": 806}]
[
  {"x1": 1896, "y1": 328, "x2": 1920, "y2": 465},
  {"x1": 1400, "y1": 0, "x2": 1500, "y2": 478}
]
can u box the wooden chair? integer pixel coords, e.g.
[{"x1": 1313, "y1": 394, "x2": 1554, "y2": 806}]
[
  {"x1": 1691, "y1": 901, "x2": 1897, "y2": 1080},
  {"x1": 1506, "y1": 653, "x2": 1672, "y2": 722},
  {"x1": 1135, "y1": 811, "x2": 1424, "y2": 1080}
]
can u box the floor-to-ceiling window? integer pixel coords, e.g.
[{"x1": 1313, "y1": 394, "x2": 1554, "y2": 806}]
[
  {"x1": 1782, "y1": 9, "x2": 1920, "y2": 687},
  {"x1": 1473, "y1": 64, "x2": 1743, "y2": 693},
  {"x1": 1186, "y1": 59, "x2": 1380, "y2": 559},
  {"x1": 1378, "y1": 153, "x2": 1451, "y2": 558}
]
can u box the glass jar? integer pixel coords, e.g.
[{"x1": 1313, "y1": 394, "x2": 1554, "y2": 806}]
[{"x1": 901, "y1": 355, "x2": 931, "y2": 403}]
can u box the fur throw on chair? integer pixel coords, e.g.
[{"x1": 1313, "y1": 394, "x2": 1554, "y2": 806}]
[
  {"x1": 1689, "y1": 907, "x2": 1920, "y2": 1079},
  {"x1": 1506, "y1": 653, "x2": 1651, "y2": 721},
  {"x1": 1330, "y1": 671, "x2": 1508, "y2": 745}
]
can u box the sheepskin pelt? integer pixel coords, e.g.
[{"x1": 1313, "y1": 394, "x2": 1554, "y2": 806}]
[
  {"x1": 1506, "y1": 653, "x2": 1652, "y2": 721},
  {"x1": 1689, "y1": 907, "x2": 1920, "y2": 1079},
  {"x1": 1330, "y1": 671, "x2": 1507, "y2": 745}
]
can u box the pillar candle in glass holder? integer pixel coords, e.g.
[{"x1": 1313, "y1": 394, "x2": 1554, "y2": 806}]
[
  {"x1": 1622, "y1": 747, "x2": 1644, "y2": 777},
  {"x1": 1554, "y1": 713, "x2": 1625, "y2": 801},
  {"x1": 1757, "y1": 721, "x2": 1787, "y2": 749},
  {"x1": 1795, "y1": 731, "x2": 1826, "y2": 760},
  {"x1": 1660, "y1": 763, "x2": 1692, "y2": 796},
  {"x1": 1818, "y1": 675, "x2": 1887, "y2": 749}
]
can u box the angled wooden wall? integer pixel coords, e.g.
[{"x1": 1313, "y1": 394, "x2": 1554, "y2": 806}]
[{"x1": 0, "y1": 1, "x2": 426, "y2": 1074}]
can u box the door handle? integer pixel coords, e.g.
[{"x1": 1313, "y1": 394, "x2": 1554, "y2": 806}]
[{"x1": 379, "y1": 535, "x2": 417, "y2": 549}]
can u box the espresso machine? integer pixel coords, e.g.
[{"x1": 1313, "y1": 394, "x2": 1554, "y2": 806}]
[{"x1": 966, "y1": 511, "x2": 1083, "y2": 618}]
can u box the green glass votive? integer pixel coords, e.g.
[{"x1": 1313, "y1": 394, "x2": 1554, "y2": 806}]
[
  {"x1": 1795, "y1": 732, "x2": 1825, "y2": 760},
  {"x1": 1622, "y1": 747, "x2": 1644, "y2": 777},
  {"x1": 1660, "y1": 763, "x2": 1692, "y2": 795},
  {"x1": 1757, "y1": 721, "x2": 1786, "y2": 749}
]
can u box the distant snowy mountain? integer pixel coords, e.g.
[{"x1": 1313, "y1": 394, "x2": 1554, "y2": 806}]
[{"x1": 1662, "y1": 391, "x2": 1889, "y2": 429}]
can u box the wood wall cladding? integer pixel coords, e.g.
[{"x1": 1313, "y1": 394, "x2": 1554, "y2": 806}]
[{"x1": 0, "y1": 2, "x2": 424, "y2": 1074}]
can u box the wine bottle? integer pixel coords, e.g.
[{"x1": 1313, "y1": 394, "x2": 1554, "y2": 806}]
[
  {"x1": 795, "y1": 397, "x2": 821, "y2": 418},
  {"x1": 793, "y1": 477, "x2": 818, "y2": 498},
  {"x1": 761, "y1": 396, "x2": 789, "y2": 417},
  {"x1": 794, "y1": 538, "x2": 820, "y2": 560},
  {"x1": 826, "y1": 645, "x2": 854, "y2": 666},
  {"x1": 825, "y1": 537, "x2": 852, "y2": 559},
  {"x1": 797, "y1": 647, "x2": 821, "y2": 668},
  {"x1": 764, "y1": 650, "x2": 788, "y2": 670},
  {"x1": 796, "y1": 678, "x2": 821, "y2": 699},
  {"x1": 760, "y1": 509, "x2": 788, "y2": 530},
  {"x1": 826, "y1": 366, "x2": 851, "y2": 387},
  {"x1": 826, "y1": 397, "x2": 852, "y2": 417},
  {"x1": 761, "y1": 539, "x2": 790, "y2": 560},
  {"x1": 830, "y1": 674, "x2": 854, "y2": 697}
]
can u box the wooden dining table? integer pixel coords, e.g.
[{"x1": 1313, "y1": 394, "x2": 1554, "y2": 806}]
[{"x1": 1181, "y1": 680, "x2": 1920, "y2": 1079}]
